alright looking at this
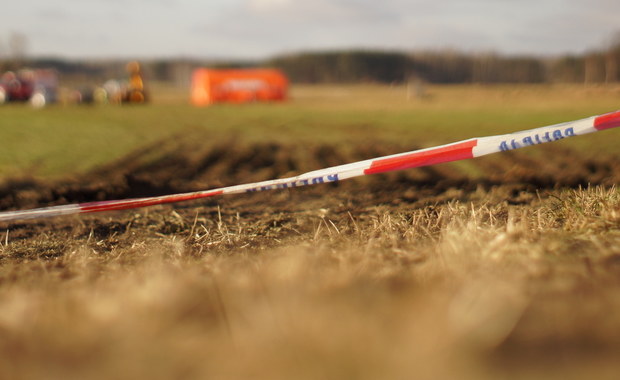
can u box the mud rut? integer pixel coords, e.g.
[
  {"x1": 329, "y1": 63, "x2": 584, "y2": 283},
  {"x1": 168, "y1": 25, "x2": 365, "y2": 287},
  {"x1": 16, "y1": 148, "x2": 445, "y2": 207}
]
[{"x1": 0, "y1": 141, "x2": 619, "y2": 257}]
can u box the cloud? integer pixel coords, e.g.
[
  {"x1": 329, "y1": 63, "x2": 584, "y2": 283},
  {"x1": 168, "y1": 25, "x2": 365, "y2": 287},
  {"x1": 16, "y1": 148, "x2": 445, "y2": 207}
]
[
  {"x1": 188, "y1": 0, "x2": 410, "y2": 57},
  {"x1": 244, "y1": 0, "x2": 398, "y2": 24},
  {"x1": 248, "y1": 0, "x2": 292, "y2": 11},
  {"x1": 6, "y1": 0, "x2": 620, "y2": 58}
]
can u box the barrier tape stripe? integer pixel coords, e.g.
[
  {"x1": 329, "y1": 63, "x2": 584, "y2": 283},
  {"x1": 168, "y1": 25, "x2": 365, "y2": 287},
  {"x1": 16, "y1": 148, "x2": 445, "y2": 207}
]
[
  {"x1": 364, "y1": 139, "x2": 478, "y2": 175},
  {"x1": 1, "y1": 110, "x2": 619, "y2": 223}
]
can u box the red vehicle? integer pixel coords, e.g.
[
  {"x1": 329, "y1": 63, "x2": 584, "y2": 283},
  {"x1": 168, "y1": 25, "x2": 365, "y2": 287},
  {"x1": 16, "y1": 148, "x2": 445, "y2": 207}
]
[{"x1": 0, "y1": 69, "x2": 58, "y2": 107}]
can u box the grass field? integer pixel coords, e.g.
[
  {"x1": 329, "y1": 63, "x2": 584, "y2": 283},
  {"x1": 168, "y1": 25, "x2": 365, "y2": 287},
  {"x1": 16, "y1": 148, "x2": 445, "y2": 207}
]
[
  {"x1": 1, "y1": 83, "x2": 619, "y2": 177},
  {"x1": 0, "y1": 84, "x2": 620, "y2": 379}
]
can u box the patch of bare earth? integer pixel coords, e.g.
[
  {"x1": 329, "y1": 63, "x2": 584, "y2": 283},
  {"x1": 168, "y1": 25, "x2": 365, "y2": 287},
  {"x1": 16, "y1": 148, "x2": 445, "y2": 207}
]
[{"x1": 0, "y1": 142, "x2": 619, "y2": 379}]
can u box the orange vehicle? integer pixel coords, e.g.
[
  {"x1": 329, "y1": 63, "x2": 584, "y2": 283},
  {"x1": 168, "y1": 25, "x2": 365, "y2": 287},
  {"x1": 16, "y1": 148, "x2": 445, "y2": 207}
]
[{"x1": 191, "y1": 68, "x2": 288, "y2": 106}]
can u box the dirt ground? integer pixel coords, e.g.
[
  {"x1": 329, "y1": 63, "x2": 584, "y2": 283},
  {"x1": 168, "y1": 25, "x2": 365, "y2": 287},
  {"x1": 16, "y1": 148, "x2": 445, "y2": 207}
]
[
  {"x1": 1, "y1": 139, "x2": 619, "y2": 232},
  {"x1": 1, "y1": 141, "x2": 620, "y2": 379}
]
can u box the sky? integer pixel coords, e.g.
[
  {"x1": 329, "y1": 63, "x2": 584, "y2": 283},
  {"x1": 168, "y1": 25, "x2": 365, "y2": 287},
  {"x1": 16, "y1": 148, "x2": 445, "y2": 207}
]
[{"x1": 2, "y1": 0, "x2": 620, "y2": 60}]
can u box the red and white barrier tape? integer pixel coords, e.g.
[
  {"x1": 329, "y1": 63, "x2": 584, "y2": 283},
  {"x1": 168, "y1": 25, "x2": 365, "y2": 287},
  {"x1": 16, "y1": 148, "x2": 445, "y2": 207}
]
[{"x1": 1, "y1": 110, "x2": 619, "y2": 222}]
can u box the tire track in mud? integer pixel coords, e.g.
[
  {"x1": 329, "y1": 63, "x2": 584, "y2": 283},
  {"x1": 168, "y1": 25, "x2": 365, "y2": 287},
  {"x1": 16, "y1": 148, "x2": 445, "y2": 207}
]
[{"x1": 0, "y1": 140, "x2": 618, "y2": 213}]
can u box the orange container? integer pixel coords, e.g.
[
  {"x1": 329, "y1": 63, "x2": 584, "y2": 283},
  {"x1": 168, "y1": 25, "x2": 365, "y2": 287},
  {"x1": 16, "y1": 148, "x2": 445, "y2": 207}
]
[{"x1": 191, "y1": 68, "x2": 288, "y2": 106}]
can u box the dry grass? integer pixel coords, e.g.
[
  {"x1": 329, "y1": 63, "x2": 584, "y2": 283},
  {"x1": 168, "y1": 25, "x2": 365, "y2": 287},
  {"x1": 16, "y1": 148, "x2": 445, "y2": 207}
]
[{"x1": 1, "y1": 186, "x2": 619, "y2": 379}]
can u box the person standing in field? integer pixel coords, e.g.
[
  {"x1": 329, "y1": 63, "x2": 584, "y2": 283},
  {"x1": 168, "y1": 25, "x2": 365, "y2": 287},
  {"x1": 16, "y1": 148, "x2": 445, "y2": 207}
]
[{"x1": 125, "y1": 61, "x2": 147, "y2": 103}]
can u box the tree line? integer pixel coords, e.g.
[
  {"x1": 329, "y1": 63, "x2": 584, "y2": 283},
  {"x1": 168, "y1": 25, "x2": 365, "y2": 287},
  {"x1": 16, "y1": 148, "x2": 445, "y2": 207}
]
[
  {"x1": 266, "y1": 45, "x2": 620, "y2": 84},
  {"x1": 2, "y1": 34, "x2": 619, "y2": 85}
]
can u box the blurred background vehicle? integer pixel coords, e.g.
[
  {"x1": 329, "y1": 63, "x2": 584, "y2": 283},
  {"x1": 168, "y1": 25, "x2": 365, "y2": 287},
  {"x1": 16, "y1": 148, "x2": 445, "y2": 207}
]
[{"x1": 0, "y1": 69, "x2": 58, "y2": 107}]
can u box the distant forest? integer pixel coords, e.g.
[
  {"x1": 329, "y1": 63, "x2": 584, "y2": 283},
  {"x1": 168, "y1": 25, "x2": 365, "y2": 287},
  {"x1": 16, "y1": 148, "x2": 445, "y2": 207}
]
[
  {"x1": 266, "y1": 43, "x2": 620, "y2": 84},
  {"x1": 2, "y1": 43, "x2": 620, "y2": 85}
]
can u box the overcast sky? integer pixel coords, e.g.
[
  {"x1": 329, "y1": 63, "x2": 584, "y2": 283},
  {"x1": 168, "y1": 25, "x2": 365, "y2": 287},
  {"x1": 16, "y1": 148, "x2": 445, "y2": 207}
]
[{"x1": 2, "y1": 0, "x2": 619, "y2": 60}]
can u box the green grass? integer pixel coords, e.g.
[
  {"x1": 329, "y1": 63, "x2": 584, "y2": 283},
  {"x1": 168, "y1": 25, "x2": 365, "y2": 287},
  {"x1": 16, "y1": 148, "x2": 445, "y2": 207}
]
[{"x1": 0, "y1": 83, "x2": 618, "y2": 178}]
